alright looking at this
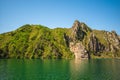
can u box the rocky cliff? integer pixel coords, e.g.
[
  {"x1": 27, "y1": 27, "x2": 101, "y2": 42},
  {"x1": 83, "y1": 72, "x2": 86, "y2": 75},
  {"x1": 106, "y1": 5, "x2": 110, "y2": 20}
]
[
  {"x1": 0, "y1": 20, "x2": 120, "y2": 59},
  {"x1": 64, "y1": 20, "x2": 120, "y2": 59}
]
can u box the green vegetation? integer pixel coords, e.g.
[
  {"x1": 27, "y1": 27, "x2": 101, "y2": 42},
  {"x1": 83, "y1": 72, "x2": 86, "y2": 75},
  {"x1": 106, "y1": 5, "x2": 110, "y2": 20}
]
[
  {"x1": 0, "y1": 24, "x2": 73, "y2": 59},
  {"x1": 0, "y1": 21, "x2": 120, "y2": 59}
]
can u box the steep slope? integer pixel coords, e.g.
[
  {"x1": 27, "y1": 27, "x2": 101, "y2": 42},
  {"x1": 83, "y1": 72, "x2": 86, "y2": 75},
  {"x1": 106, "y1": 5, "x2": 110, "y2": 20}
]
[
  {"x1": 0, "y1": 20, "x2": 120, "y2": 59},
  {"x1": 68, "y1": 20, "x2": 120, "y2": 58},
  {"x1": 0, "y1": 25, "x2": 73, "y2": 59}
]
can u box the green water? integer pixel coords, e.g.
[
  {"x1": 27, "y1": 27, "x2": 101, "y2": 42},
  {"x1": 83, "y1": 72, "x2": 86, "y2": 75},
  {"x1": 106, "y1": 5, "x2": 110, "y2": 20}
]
[{"x1": 0, "y1": 59, "x2": 120, "y2": 80}]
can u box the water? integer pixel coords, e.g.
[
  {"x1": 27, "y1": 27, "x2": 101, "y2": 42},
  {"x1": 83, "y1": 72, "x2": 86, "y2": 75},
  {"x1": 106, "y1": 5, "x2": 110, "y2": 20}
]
[{"x1": 0, "y1": 59, "x2": 120, "y2": 80}]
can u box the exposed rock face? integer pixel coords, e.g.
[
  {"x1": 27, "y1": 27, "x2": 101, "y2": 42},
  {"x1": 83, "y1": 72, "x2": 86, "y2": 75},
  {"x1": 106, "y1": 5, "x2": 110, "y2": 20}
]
[
  {"x1": 110, "y1": 31, "x2": 120, "y2": 49},
  {"x1": 71, "y1": 20, "x2": 85, "y2": 41},
  {"x1": 88, "y1": 33, "x2": 105, "y2": 56},
  {"x1": 80, "y1": 22, "x2": 92, "y2": 32},
  {"x1": 102, "y1": 31, "x2": 120, "y2": 57},
  {"x1": 69, "y1": 42, "x2": 88, "y2": 59},
  {"x1": 63, "y1": 33, "x2": 70, "y2": 47},
  {"x1": 68, "y1": 20, "x2": 120, "y2": 59},
  {"x1": 0, "y1": 20, "x2": 120, "y2": 59},
  {"x1": 119, "y1": 36, "x2": 120, "y2": 40},
  {"x1": 69, "y1": 20, "x2": 91, "y2": 59}
]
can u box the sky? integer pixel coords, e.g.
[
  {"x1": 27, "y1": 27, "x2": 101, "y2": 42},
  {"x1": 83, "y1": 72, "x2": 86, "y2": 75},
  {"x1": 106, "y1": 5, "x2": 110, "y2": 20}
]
[{"x1": 0, "y1": 0, "x2": 120, "y2": 34}]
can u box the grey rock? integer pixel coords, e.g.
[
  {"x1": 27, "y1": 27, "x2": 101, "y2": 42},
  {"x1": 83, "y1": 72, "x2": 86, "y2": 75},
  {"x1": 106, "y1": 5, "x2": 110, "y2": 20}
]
[{"x1": 69, "y1": 42, "x2": 89, "y2": 59}]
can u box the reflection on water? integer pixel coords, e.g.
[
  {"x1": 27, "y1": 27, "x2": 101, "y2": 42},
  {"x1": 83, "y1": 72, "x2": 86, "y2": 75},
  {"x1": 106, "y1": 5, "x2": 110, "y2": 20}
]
[
  {"x1": 70, "y1": 59, "x2": 120, "y2": 80},
  {"x1": 70, "y1": 59, "x2": 90, "y2": 80},
  {"x1": 0, "y1": 59, "x2": 120, "y2": 80}
]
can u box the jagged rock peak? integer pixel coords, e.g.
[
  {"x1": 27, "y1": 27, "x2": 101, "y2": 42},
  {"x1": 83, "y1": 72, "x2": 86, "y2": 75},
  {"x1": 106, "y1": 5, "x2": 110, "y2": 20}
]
[
  {"x1": 71, "y1": 20, "x2": 85, "y2": 41},
  {"x1": 72, "y1": 20, "x2": 92, "y2": 32},
  {"x1": 72, "y1": 20, "x2": 81, "y2": 29}
]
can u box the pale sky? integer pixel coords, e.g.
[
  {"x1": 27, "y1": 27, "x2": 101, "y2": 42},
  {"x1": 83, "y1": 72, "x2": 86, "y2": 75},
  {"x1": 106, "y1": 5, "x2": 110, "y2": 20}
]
[{"x1": 0, "y1": 0, "x2": 120, "y2": 34}]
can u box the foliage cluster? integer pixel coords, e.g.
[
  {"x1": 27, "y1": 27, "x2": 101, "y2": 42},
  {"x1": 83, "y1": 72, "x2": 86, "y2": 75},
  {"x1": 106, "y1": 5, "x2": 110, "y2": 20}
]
[{"x1": 0, "y1": 25, "x2": 73, "y2": 59}]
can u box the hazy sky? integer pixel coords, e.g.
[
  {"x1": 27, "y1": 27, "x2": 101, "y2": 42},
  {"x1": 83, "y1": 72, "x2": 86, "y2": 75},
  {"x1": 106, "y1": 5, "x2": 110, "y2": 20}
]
[{"x1": 0, "y1": 0, "x2": 120, "y2": 34}]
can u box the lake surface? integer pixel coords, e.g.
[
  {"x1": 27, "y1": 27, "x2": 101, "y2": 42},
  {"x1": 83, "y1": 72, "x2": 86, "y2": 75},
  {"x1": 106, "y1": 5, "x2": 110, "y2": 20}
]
[{"x1": 0, "y1": 59, "x2": 120, "y2": 80}]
